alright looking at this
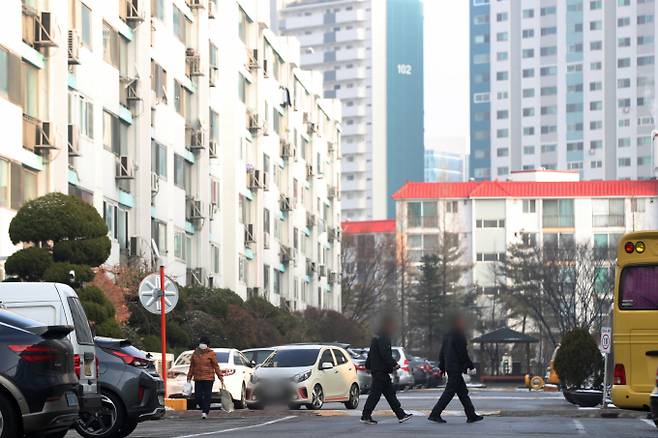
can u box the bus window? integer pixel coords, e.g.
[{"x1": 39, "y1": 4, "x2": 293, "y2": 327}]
[{"x1": 619, "y1": 266, "x2": 658, "y2": 310}]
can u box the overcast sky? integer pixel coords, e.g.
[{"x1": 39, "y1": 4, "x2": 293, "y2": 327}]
[{"x1": 423, "y1": 0, "x2": 469, "y2": 153}]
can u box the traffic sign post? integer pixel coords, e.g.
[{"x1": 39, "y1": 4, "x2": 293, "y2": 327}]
[
  {"x1": 139, "y1": 270, "x2": 179, "y2": 398},
  {"x1": 600, "y1": 327, "x2": 611, "y2": 410}
]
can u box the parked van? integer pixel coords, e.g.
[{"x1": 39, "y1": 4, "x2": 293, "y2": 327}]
[{"x1": 0, "y1": 283, "x2": 102, "y2": 414}]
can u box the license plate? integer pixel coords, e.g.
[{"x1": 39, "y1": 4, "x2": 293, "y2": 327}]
[
  {"x1": 84, "y1": 361, "x2": 92, "y2": 376},
  {"x1": 66, "y1": 392, "x2": 79, "y2": 407},
  {"x1": 158, "y1": 394, "x2": 164, "y2": 405}
]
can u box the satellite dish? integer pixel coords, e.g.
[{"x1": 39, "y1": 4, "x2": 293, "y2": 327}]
[{"x1": 138, "y1": 274, "x2": 179, "y2": 314}]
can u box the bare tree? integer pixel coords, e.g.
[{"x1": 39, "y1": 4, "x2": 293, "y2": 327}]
[
  {"x1": 498, "y1": 239, "x2": 614, "y2": 349},
  {"x1": 341, "y1": 232, "x2": 398, "y2": 325}
]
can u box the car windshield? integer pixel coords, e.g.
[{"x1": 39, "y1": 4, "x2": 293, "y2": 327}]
[
  {"x1": 619, "y1": 265, "x2": 658, "y2": 310},
  {"x1": 174, "y1": 351, "x2": 230, "y2": 366},
  {"x1": 262, "y1": 348, "x2": 320, "y2": 367}
]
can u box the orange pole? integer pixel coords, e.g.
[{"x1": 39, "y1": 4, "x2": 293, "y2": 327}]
[{"x1": 160, "y1": 265, "x2": 167, "y2": 398}]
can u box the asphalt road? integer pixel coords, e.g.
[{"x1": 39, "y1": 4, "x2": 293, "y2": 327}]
[{"x1": 65, "y1": 387, "x2": 657, "y2": 438}]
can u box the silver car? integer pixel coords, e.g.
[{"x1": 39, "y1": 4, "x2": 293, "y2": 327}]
[{"x1": 392, "y1": 347, "x2": 415, "y2": 389}]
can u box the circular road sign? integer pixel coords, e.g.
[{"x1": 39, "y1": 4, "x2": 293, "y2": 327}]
[
  {"x1": 138, "y1": 274, "x2": 179, "y2": 314},
  {"x1": 600, "y1": 327, "x2": 611, "y2": 354}
]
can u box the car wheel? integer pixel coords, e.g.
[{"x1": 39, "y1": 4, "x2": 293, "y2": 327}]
[
  {"x1": 344, "y1": 384, "x2": 360, "y2": 410},
  {"x1": 306, "y1": 385, "x2": 324, "y2": 410},
  {"x1": 0, "y1": 394, "x2": 18, "y2": 438},
  {"x1": 234, "y1": 384, "x2": 247, "y2": 409},
  {"x1": 75, "y1": 391, "x2": 126, "y2": 438},
  {"x1": 116, "y1": 419, "x2": 138, "y2": 438}
]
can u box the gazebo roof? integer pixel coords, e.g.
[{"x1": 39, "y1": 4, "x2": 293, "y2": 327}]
[{"x1": 472, "y1": 327, "x2": 538, "y2": 344}]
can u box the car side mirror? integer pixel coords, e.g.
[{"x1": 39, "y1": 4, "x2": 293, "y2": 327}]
[
  {"x1": 320, "y1": 362, "x2": 334, "y2": 370},
  {"x1": 250, "y1": 360, "x2": 256, "y2": 368}
]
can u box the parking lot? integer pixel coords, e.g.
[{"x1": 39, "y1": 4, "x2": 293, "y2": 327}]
[{"x1": 64, "y1": 387, "x2": 657, "y2": 437}]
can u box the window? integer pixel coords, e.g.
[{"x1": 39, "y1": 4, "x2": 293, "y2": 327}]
[
  {"x1": 522, "y1": 199, "x2": 536, "y2": 213},
  {"x1": 151, "y1": 61, "x2": 167, "y2": 101},
  {"x1": 618, "y1": 157, "x2": 631, "y2": 167},
  {"x1": 81, "y1": 3, "x2": 92, "y2": 48},
  {"x1": 0, "y1": 159, "x2": 7, "y2": 207},
  {"x1": 102, "y1": 111, "x2": 127, "y2": 155},
  {"x1": 151, "y1": 0, "x2": 164, "y2": 20},
  {"x1": 174, "y1": 154, "x2": 191, "y2": 191},
  {"x1": 102, "y1": 22, "x2": 119, "y2": 68},
  {"x1": 238, "y1": 74, "x2": 248, "y2": 103},
  {"x1": 333, "y1": 349, "x2": 348, "y2": 365},
  {"x1": 619, "y1": 266, "x2": 658, "y2": 310},
  {"x1": 23, "y1": 61, "x2": 38, "y2": 118},
  {"x1": 239, "y1": 7, "x2": 249, "y2": 43},
  {"x1": 68, "y1": 297, "x2": 94, "y2": 344},
  {"x1": 174, "y1": 231, "x2": 191, "y2": 261},
  {"x1": 407, "y1": 201, "x2": 437, "y2": 228},
  {"x1": 543, "y1": 233, "x2": 575, "y2": 259},
  {"x1": 543, "y1": 199, "x2": 574, "y2": 227},
  {"x1": 319, "y1": 349, "x2": 335, "y2": 367},
  {"x1": 476, "y1": 219, "x2": 505, "y2": 228},
  {"x1": 592, "y1": 199, "x2": 625, "y2": 227},
  {"x1": 103, "y1": 200, "x2": 116, "y2": 238},
  {"x1": 71, "y1": 93, "x2": 94, "y2": 138},
  {"x1": 523, "y1": 145, "x2": 535, "y2": 155},
  {"x1": 151, "y1": 141, "x2": 167, "y2": 178},
  {"x1": 172, "y1": 5, "x2": 188, "y2": 43},
  {"x1": 174, "y1": 81, "x2": 190, "y2": 118},
  {"x1": 151, "y1": 219, "x2": 167, "y2": 254},
  {"x1": 631, "y1": 199, "x2": 646, "y2": 213},
  {"x1": 521, "y1": 232, "x2": 537, "y2": 247},
  {"x1": 446, "y1": 201, "x2": 458, "y2": 213}
]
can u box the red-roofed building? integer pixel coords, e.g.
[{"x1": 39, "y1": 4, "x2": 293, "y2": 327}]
[
  {"x1": 394, "y1": 171, "x2": 658, "y2": 294},
  {"x1": 342, "y1": 220, "x2": 396, "y2": 235}
]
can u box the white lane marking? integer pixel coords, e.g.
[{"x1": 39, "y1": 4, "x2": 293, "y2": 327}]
[
  {"x1": 572, "y1": 419, "x2": 586, "y2": 435},
  {"x1": 171, "y1": 416, "x2": 296, "y2": 438},
  {"x1": 394, "y1": 396, "x2": 562, "y2": 400},
  {"x1": 641, "y1": 418, "x2": 655, "y2": 428}
]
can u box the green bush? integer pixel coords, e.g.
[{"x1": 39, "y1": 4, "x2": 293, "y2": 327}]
[
  {"x1": 77, "y1": 286, "x2": 122, "y2": 338},
  {"x1": 43, "y1": 263, "x2": 94, "y2": 287},
  {"x1": 9, "y1": 192, "x2": 108, "y2": 245},
  {"x1": 5, "y1": 247, "x2": 53, "y2": 281},
  {"x1": 53, "y1": 236, "x2": 111, "y2": 267},
  {"x1": 554, "y1": 328, "x2": 603, "y2": 389}
]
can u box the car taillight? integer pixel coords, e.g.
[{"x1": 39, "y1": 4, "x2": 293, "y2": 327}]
[
  {"x1": 355, "y1": 364, "x2": 366, "y2": 371},
  {"x1": 109, "y1": 350, "x2": 151, "y2": 368},
  {"x1": 401, "y1": 359, "x2": 410, "y2": 372},
  {"x1": 9, "y1": 344, "x2": 57, "y2": 362},
  {"x1": 613, "y1": 364, "x2": 626, "y2": 385},
  {"x1": 220, "y1": 368, "x2": 235, "y2": 376},
  {"x1": 73, "y1": 354, "x2": 81, "y2": 378}
]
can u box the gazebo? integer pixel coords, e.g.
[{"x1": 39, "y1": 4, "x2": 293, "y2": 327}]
[{"x1": 472, "y1": 327, "x2": 538, "y2": 382}]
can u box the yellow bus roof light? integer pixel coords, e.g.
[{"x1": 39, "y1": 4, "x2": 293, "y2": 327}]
[
  {"x1": 635, "y1": 241, "x2": 646, "y2": 253},
  {"x1": 624, "y1": 241, "x2": 635, "y2": 253}
]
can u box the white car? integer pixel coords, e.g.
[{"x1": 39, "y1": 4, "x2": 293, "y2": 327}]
[
  {"x1": 167, "y1": 348, "x2": 255, "y2": 409},
  {"x1": 248, "y1": 344, "x2": 360, "y2": 410}
]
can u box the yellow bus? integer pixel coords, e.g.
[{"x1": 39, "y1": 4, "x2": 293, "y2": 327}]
[{"x1": 611, "y1": 231, "x2": 658, "y2": 410}]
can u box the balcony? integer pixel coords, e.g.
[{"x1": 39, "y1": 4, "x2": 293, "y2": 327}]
[
  {"x1": 336, "y1": 67, "x2": 367, "y2": 81},
  {"x1": 336, "y1": 28, "x2": 366, "y2": 43}
]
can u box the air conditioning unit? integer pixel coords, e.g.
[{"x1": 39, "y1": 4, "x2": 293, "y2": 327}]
[
  {"x1": 306, "y1": 164, "x2": 314, "y2": 178},
  {"x1": 307, "y1": 122, "x2": 318, "y2": 136},
  {"x1": 281, "y1": 140, "x2": 295, "y2": 159},
  {"x1": 116, "y1": 155, "x2": 134, "y2": 179},
  {"x1": 327, "y1": 227, "x2": 336, "y2": 242},
  {"x1": 244, "y1": 224, "x2": 256, "y2": 244},
  {"x1": 248, "y1": 170, "x2": 265, "y2": 190},
  {"x1": 186, "y1": 53, "x2": 203, "y2": 76},
  {"x1": 280, "y1": 195, "x2": 293, "y2": 212},
  {"x1": 328, "y1": 271, "x2": 337, "y2": 284},
  {"x1": 67, "y1": 124, "x2": 81, "y2": 157},
  {"x1": 327, "y1": 186, "x2": 337, "y2": 200},
  {"x1": 67, "y1": 29, "x2": 80, "y2": 65},
  {"x1": 187, "y1": 0, "x2": 205, "y2": 9},
  {"x1": 120, "y1": 76, "x2": 141, "y2": 107},
  {"x1": 247, "y1": 111, "x2": 261, "y2": 132},
  {"x1": 280, "y1": 245, "x2": 293, "y2": 264},
  {"x1": 248, "y1": 49, "x2": 259, "y2": 71},
  {"x1": 35, "y1": 121, "x2": 56, "y2": 152},
  {"x1": 208, "y1": 0, "x2": 217, "y2": 18},
  {"x1": 264, "y1": 232, "x2": 270, "y2": 249},
  {"x1": 150, "y1": 172, "x2": 159, "y2": 196},
  {"x1": 306, "y1": 212, "x2": 316, "y2": 228},
  {"x1": 187, "y1": 125, "x2": 206, "y2": 151},
  {"x1": 318, "y1": 265, "x2": 327, "y2": 277},
  {"x1": 35, "y1": 12, "x2": 58, "y2": 48},
  {"x1": 306, "y1": 260, "x2": 316, "y2": 276},
  {"x1": 187, "y1": 267, "x2": 206, "y2": 286},
  {"x1": 209, "y1": 140, "x2": 218, "y2": 158},
  {"x1": 327, "y1": 141, "x2": 335, "y2": 153},
  {"x1": 125, "y1": 0, "x2": 144, "y2": 23},
  {"x1": 209, "y1": 67, "x2": 218, "y2": 87},
  {"x1": 303, "y1": 112, "x2": 311, "y2": 124},
  {"x1": 187, "y1": 199, "x2": 205, "y2": 221}
]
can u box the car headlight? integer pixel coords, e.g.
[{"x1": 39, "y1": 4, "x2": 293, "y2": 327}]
[{"x1": 293, "y1": 370, "x2": 312, "y2": 383}]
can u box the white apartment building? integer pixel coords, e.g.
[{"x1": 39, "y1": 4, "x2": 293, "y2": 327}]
[
  {"x1": 277, "y1": 0, "x2": 424, "y2": 220},
  {"x1": 470, "y1": 0, "x2": 658, "y2": 181},
  {"x1": 394, "y1": 170, "x2": 658, "y2": 293},
  {"x1": 0, "y1": 0, "x2": 342, "y2": 311}
]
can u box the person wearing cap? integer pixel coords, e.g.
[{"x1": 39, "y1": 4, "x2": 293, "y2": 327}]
[{"x1": 187, "y1": 336, "x2": 224, "y2": 419}]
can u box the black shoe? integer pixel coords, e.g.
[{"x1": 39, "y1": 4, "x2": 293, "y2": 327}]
[
  {"x1": 467, "y1": 415, "x2": 484, "y2": 423},
  {"x1": 360, "y1": 417, "x2": 378, "y2": 425},
  {"x1": 398, "y1": 413, "x2": 413, "y2": 423},
  {"x1": 428, "y1": 416, "x2": 447, "y2": 424}
]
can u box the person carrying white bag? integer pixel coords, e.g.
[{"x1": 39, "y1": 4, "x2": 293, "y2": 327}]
[{"x1": 186, "y1": 336, "x2": 225, "y2": 419}]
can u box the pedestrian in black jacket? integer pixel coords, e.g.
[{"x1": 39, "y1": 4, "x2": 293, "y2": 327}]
[
  {"x1": 361, "y1": 315, "x2": 412, "y2": 425},
  {"x1": 428, "y1": 313, "x2": 484, "y2": 424}
]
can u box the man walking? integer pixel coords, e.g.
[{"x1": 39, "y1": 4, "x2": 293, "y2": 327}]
[
  {"x1": 361, "y1": 315, "x2": 413, "y2": 425},
  {"x1": 428, "y1": 313, "x2": 484, "y2": 424}
]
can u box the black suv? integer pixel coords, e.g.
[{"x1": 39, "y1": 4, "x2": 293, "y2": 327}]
[
  {"x1": 0, "y1": 310, "x2": 79, "y2": 438},
  {"x1": 75, "y1": 337, "x2": 165, "y2": 438}
]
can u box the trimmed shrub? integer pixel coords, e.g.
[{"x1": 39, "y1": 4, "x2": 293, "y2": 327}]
[
  {"x1": 43, "y1": 263, "x2": 94, "y2": 287},
  {"x1": 554, "y1": 328, "x2": 603, "y2": 389},
  {"x1": 53, "y1": 236, "x2": 111, "y2": 267},
  {"x1": 5, "y1": 247, "x2": 52, "y2": 281}
]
